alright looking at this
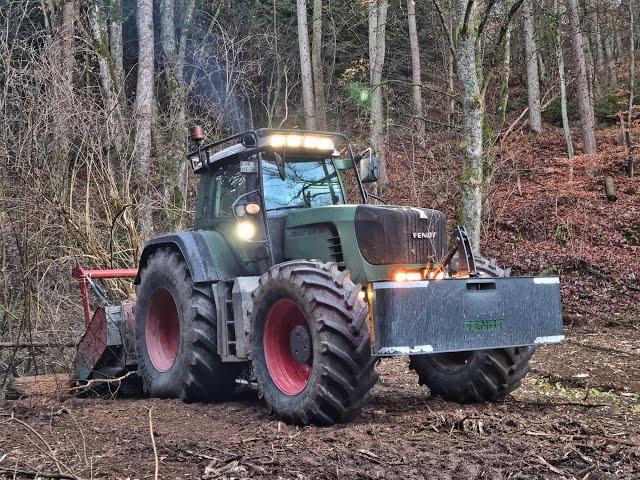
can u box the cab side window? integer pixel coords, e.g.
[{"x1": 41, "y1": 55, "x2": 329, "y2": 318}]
[{"x1": 195, "y1": 160, "x2": 246, "y2": 228}]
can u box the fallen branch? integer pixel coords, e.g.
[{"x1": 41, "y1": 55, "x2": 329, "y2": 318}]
[
  {"x1": 0, "y1": 468, "x2": 80, "y2": 480},
  {"x1": 148, "y1": 407, "x2": 159, "y2": 480},
  {"x1": 9, "y1": 416, "x2": 78, "y2": 477},
  {"x1": 537, "y1": 455, "x2": 564, "y2": 475},
  {"x1": 68, "y1": 370, "x2": 136, "y2": 393},
  {"x1": 517, "y1": 400, "x2": 608, "y2": 408},
  {"x1": 501, "y1": 89, "x2": 562, "y2": 143},
  {"x1": 0, "y1": 341, "x2": 77, "y2": 349},
  {"x1": 566, "y1": 339, "x2": 634, "y2": 357},
  {"x1": 181, "y1": 449, "x2": 267, "y2": 474}
]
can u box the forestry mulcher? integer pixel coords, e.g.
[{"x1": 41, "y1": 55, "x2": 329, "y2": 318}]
[{"x1": 72, "y1": 128, "x2": 563, "y2": 425}]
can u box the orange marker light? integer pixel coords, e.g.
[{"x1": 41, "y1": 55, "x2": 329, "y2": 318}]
[
  {"x1": 245, "y1": 203, "x2": 261, "y2": 215},
  {"x1": 393, "y1": 270, "x2": 423, "y2": 282}
]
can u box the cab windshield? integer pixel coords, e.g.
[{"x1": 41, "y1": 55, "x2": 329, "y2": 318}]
[{"x1": 262, "y1": 158, "x2": 344, "y2": 211}]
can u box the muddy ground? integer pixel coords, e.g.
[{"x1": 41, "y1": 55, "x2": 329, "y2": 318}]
[{"x1": 1, "y1": 324, "x2": 639, "y2": 479}]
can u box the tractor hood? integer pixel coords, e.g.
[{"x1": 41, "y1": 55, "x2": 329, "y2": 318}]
[{"x1": 283, "y1": 205, "x2": 447, "y2": 284}]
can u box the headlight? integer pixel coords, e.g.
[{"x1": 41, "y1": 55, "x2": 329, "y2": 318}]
[{"x1": 237, "y1": 221, "x2": 256, "y2": 240}]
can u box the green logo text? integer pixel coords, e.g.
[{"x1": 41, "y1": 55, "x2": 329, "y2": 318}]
[{"x1": 464, "y1": 319, "x2": 503, "y2": 331}]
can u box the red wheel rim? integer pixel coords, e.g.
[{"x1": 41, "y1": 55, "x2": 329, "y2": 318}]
[
  {"x1": 263, "y1": 298, "x2": 312, "y2": 395},
  {"x1": 146, "y1": 289, "x2": 180, "y2": 372}
]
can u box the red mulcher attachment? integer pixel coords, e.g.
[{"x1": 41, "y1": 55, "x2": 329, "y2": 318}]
[{"x1": 72, "y1": 267, "x2": 142, "y2": 395}]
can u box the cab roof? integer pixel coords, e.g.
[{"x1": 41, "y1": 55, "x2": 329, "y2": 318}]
[{"x1": 188, "y1": 129, "x2": 350, "y2": 172}]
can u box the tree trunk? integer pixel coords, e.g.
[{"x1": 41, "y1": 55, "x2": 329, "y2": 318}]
[
  {"x1": 497, "y1": 26, "x2": 511, "y2": 134},
  {"x1": 88, "y1": 1, "x2": 118, "y2": 118},
  {"x1": 453, "y1": 0, "x2": 483, "y2": 254},
  {"x1": 627, "y1": 0, "x2": 635, "y2": 177},
  {"x1": 554, "y1": 0, "x2": 574, "y2": 165},
  {"x1": 368, "y1": 0, "x2": 389, "y2": 186},
  {"x1": 60, "y1": 0, "x2": 76, "y2": 90},
  {"x1": 523, "y1": 0, "x2": 542, "y2": 134},
  {"x1": 311, "y1": 0, "x2": 327, "y2": 130},
  {"x1": 604, "y1": 12, "x2": 617, "y2": 84},
  {"x1": 159, "y1": 0, "x2": 195, "y2": 230},
  {"x1": 566, "y1": 0, "x2": 597, "y2": 154},
  {"x1": 55, "y1": 0, "x2": 77, "y2": 205},
  {"x1": 297, "y1": 0, "x2": 316, "y2": 129},
  {"x1": 605, "y1": 176, "x2": 617, "y2": 201},
  {"x1": 407, "y1": 0, "x2": 425, "y2": 139},
  {"x1": 134, "y1": 0, "x2": 155, "y2": 243},
  {"x1": 110, "y1": 0, "x2": 124, "y2": 88},
  {"x1": 593, "y1": 9, "x2": 606, "y2": 93}
]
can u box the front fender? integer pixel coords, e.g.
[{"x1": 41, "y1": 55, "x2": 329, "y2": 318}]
[{"x1": 135, "y1": 231, "x2": 241, "y2": 285}]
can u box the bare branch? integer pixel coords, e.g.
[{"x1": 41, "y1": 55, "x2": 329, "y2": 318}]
[
  {"x1": 480, "y1": 0, "x2": 525, "y2": 94},
  {"x1": 461, "y1": 0, "x2": 475, "y2": 37},
  {"x1": 430, "y1": 0, "x2": 455, "y2": 57},
  {"x1": 476, "y1": 0, "x2": 497, "y2": 41}
]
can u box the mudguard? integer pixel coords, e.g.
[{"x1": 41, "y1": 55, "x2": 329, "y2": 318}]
[{"x1": 134, "y1": 231, "x2": 236, "y2": 285}]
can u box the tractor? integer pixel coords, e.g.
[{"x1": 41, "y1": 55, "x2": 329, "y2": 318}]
[{"x1": 72, "y1": 128, "x2": 564, "y2": 425}]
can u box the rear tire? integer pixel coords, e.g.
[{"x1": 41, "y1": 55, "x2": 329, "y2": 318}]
[
  {"x1": 409, "y1": 257, "x2": 535, "y2": 403},
  {"x1": 249, "y1": 261, "x2": 378, "y2": 426},
  {"x1": 135, "y1": 248, "x2": 239, "y2": 402}
]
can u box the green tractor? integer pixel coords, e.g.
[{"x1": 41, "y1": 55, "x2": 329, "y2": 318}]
[{"x1": 75, "y1": 128, "x2": 563, "y2": 425}]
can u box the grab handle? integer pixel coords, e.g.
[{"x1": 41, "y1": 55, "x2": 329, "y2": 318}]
[{"x1": 466, "y1": 281, "x2": 496, "y2": 291}]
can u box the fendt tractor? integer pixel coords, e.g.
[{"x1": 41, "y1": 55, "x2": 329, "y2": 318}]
[{"x1": 72, "y1": 127, "x2": 564, "y2": 425}]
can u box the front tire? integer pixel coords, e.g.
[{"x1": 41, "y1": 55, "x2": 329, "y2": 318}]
[
  {"x1": 135, "y1": 248, "x2": 239, "y2": 402},
  {"x1": 409, "y1": 257, "x2": 535, "y2": 403},
  {"x1": 249, "y1": 261, "x2": 378, "y2": 426}
]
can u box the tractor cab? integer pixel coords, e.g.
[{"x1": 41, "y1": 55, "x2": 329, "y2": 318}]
[{"x1": 187, "y1": 128, "x2": 378, "y2": 274}]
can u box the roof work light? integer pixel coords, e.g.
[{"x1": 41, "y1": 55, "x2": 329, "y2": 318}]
[{"x1": 266, "y1": 133, "x2": 336, "y2": 153}]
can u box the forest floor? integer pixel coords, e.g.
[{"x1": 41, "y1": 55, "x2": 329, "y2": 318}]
[{"x1": 1, "y1": 125, "x2": 639, "y2": 479}]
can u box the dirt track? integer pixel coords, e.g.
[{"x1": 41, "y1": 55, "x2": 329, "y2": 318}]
[{"x1": 1, "y1": 326, "x2": 638, "y2": 479}]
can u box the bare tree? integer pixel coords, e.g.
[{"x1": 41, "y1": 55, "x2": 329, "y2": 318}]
[
  {"x1": 593, "y1": 6, "x2": 606, "y2": 94},
  {"x1": 110, "y1": 0, "x2": 125, "y2": 88},
  {"x1": 523, "y1": 0, "x2": 542, "y2": 134},
  {"x1": 311, "y1": 0, "x2": 327, "y2": 130},
  {"x1": 451, "y1": 0, "x2": 484, "y2": 252},
  {"x1": 297, "y1": 0, "x2": 316, "y2": 129},
  {"x1": 566, "y1": 0, "x2": 597, "y2": 154},
  {"x1": 446, "y1": 0, "x2": 456, "y2": 125},
  {"x1": 88, "y1": 1, "x2": 118, "y2": 120},
  {"x1": 433, "y1": 0, "x2": 525, "y2": 253},
  {"x1": 626, "y1": 0, "x2": 635, "y2": 177},
  {"x1": 134, "y1": 0, "x2": 155, "y2": 242},
  {"x1": 496, "y1": 23, "x2": 511, "y2": 134},
  {"x1": 554, "y1": 0, "x2": 574, "y2": 163},
  {"x1": 159, "y1": 0, "x2": 196, "y2": 229},
  {"x1": 407, "y1": 0, "x2": 425, "y2": 139},
  {"x1": 60, "y1": 0, "x2": 77, "y2": 90},
  {"x1": 368, "y1": 0, "x2": 389, "y2": 186}
]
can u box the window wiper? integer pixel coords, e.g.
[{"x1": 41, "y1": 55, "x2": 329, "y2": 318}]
[{"x1": 266, "y1": 205, "x2": 306, "y2": 212}]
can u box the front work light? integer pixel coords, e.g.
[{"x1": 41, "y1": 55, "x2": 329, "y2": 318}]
[
  {"x1": 189, "y1": 153, "x2": 203, "y2": 171},
  {"x1": 237, "y1": 220, "x2": 257, "y2": 240},
  {"x1": 267, "y1": 134, "x2": 335, "y2": 153}
]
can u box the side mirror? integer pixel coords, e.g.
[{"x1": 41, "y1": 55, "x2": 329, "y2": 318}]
[
  {"x1": 265, "y1": 150, "x2": 286, "y2": 180},
  {"x1": 358, "y1": 148, "x2": 380, "y2": 183}
]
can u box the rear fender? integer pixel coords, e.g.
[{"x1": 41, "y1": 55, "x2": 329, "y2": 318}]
[{"x1": 135, "y1": 231, "x2": 243, "y2": 285}]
